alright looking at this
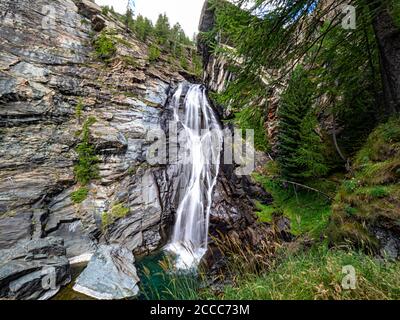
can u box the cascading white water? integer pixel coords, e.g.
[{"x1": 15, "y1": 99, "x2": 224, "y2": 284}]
[{"x1": 166, "y1": 84, "x2": 223, "y2": 270}]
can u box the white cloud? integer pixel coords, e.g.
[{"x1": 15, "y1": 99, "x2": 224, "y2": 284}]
[{"x1": 94, "y1": 0, "x2": 205, "y2": 37}]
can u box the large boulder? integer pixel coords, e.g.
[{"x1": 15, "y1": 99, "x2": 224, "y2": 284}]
[
  {"x1": 73, "y1": 245, "x2": 140, "y2": 300},
  {"x1": 0, "y1": 237, "x2": 71, "y2": 300}
]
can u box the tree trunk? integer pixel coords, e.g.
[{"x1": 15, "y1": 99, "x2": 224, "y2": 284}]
[{"x1": 371, "y1": 1, "x2": 400, "y2": 114}]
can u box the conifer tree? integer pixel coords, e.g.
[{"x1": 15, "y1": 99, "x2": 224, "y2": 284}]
[
  {"x1": 155, "y1": 13, "x2": 171, "y2": 45},
  {"x1": 277, "y1": 66, "x2": 316, "y2": 181}
]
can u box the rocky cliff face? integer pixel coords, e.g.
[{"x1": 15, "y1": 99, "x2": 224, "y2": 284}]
[
  {"x1": 198, "y1": 0, "x2": 233, "y2": 94},
  {"x1": 0, "y1": 0, "x2": 189, "y2": 261},
  {"x1": 0, "y1": 0, "x2": 266, "y2": 266}
]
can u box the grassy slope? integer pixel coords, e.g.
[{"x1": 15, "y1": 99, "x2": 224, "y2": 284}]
[
  {"x1": 202, "y1": 117, "x2": 400, "y2": 300},
  {"x1": 328, "y1": 117, "x2": 400, "y2": 252},
  {"x1": 253, "y1": 172, "x2": 335, "y2": 239},
  {"x1": 204, "y1": 245, "x2": 400, "y2": 300}
]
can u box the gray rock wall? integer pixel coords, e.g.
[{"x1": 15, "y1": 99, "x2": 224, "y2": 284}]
[{"x1": 0, "y1": 0, "x2": 185, "y2": 260}]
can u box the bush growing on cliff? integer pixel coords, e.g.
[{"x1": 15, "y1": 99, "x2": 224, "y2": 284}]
[
  {"x1": 148, "y1": 45, "x2": 161, "y2": 63},
  {"x1": 93, "y1": 31, "x2": 117, "y2": 62},
  {"x1": 71, "y1": 187, "x2": 89, "y2": 204},
  {"x1": 180, "y1": 56, "x2": 189, "y2": 70},
  {"x1": 102, "y1": 203, "x2": 130, "y2": 229},
  {"x1": 192, "y1": 53, "x2": 203, "y2": 77},
  {"x1": 74, "y1": 117, "x2": 99, "y2": 185},
  {"x1": 75, "y1": 98, "x2": 84, "y2": 123}
]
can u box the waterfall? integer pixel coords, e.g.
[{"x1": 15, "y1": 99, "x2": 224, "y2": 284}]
[{"x1": 166, "y1": 84, "x2": 223, "y2": 270}]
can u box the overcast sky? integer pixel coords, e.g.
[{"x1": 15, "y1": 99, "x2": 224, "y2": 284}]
[{"x1": 95, "y1": 0, "x2": 205, "y2": 37}]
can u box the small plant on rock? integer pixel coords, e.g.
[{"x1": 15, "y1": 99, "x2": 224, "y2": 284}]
[
  {"x1": 148, "y1": 45, "x2": 161, "y2": 63},
  {"x1": 74, "y1": 116, "x2": 99, "y2": 185},
  {"x1": 71, "y1": 187, "x2": 89, "y2": 204},
  {"x1": 94, "y1": 30, "x2": 117, "y2": 62}
]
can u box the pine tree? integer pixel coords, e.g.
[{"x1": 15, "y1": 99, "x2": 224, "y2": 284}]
[
  {"x1": 155, "y1": 13, "x2": 171, "y2": 46},
  {"x1": 134, "y1": 14, "x2": 153, "y2": 42},
  {"x1": 295, "y1": 112, "x2": 330, "y2": 179},
  {"x1": 277, "y1": 66, "x2": 316, "y2": 181}
]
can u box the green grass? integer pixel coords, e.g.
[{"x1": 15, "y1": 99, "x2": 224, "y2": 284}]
[
  {"x1": 202, "y1": 245, "x2": 400, "y2": 300},
  {"x1": 328, "y1": 117, "x2": 400, "y2": 250},
  {"x1": 255, "y1": 201, "x2": 275, "y2": 223},
  {"x1": 70, "y1": 187, "x2": 89, "y2": 204},
  {"x1": 253, "y1": 172, "x2": 333, "y2": 238},
  {"x1": 122, "y1": 56, "x2": 139, "y2": 68},
  {"x1": 139, "y1": 253, "x2": 201, "y2": 300}
]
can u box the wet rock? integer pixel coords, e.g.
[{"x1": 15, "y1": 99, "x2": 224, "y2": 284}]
[
  {"x1": 73, "y1": 245, "x2": 140, "y2": 300},
  {"x1": 0, "y1": 237, "x2": 71, "y2": 300}
]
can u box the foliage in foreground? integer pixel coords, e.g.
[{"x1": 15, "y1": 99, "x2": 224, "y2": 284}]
[
  {"x1": 203, "y1": 246, "x2": 400, "y2": 300},
  {"x1": 207, "y1": 0, "x2": 381, "y2": 182}
]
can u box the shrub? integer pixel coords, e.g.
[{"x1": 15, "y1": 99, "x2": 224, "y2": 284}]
[
  {"x1": 71, "y1": 187, "x2": 89, "y2": 204},
  {"x1": 192, "y1": 54, "x2": 203, "y2": 77},
  {"x1": 74, "y1": 117, "x2": 99, "y2": 185},
  {"x1": 94, "y1": 31, "x2": 117, "y2": 61},
  {"x1": 102, "y1": 203, "x2": 130, "y2": 229},
  {"x1": 75, "y1": 98, "x2": 84, "y2": 122},
  {"x1": 101, "y1": 6, "x2": 110, "y2": 16},
  {"x1": 148, "y1": 45, "x2": 161, "y2": 62},
  {"x1": 180, "y1": 56, "x2": 189, "y2": 70}
]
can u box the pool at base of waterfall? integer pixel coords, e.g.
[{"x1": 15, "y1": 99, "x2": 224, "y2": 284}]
[
  {"x1": 165, "y1": 242, "x2": 207, "y2": 271},
  {"x1": 53, "y1": 251, "x2": 201, "y2": 300}
]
